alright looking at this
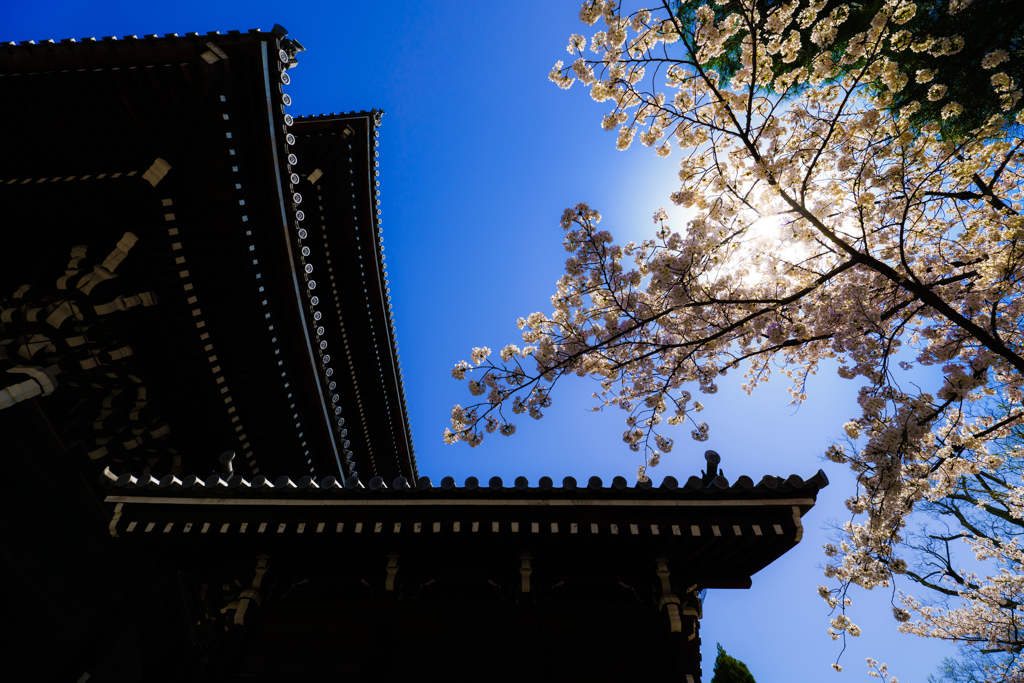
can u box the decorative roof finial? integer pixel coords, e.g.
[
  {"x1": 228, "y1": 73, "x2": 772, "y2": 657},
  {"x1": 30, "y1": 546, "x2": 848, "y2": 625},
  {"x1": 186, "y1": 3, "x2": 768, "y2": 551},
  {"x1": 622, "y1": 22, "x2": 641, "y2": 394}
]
[
  {"x1": 219, "y1": 449, "x2": 236, "y2": 475},
  {"x1": 701, "y1": 450, "x2": 723, "y2": 487}
]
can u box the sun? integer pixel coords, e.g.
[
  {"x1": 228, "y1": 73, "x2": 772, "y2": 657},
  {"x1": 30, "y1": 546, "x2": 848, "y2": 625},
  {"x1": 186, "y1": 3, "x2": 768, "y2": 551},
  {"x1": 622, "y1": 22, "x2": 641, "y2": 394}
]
[{"x1": 710, "y1": 212, "x2": 810, "y2": 288}]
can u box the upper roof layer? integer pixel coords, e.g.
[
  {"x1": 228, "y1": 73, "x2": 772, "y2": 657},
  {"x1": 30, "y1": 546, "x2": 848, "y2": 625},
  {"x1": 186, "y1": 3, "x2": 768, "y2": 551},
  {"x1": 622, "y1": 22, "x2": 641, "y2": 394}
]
[
  {"x1": 288, "y1": 112, "x2": 417, "y2": 482},
  {"x1": 0, "y1": 25, "x2": 416, "y2": 485},
  {"x1": 1, "y1": 26, "x2": 290, "y2": 56}
]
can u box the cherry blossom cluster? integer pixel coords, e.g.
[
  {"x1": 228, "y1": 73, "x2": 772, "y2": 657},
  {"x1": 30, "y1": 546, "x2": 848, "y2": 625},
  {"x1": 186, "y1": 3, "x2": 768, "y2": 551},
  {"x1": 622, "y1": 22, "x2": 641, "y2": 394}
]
[{"x1": 865, "y1": 658, "x2": 898, "y2": 681}]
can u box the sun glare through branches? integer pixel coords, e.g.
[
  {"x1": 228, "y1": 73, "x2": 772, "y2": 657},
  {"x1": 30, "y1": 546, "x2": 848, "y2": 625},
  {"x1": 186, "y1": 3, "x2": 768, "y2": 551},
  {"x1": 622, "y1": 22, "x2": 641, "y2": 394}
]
[{"x1": 445, "y1": 0, "x2": 1024, "y2": 676}]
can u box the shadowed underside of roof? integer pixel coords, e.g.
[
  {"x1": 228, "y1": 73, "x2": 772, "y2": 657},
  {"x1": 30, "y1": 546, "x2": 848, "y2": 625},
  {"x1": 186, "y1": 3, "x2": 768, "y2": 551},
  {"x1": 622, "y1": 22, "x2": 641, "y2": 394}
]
[{"x1": 0, "y1": 27, "x2": 416, "y2": 488}]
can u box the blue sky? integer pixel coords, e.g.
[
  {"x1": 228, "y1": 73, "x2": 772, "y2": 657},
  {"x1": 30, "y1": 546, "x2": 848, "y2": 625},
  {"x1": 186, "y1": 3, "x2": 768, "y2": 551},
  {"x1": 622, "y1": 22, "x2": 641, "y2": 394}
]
[{"x1": 4, "y1": 1, "x2": 960, "y2": 679}]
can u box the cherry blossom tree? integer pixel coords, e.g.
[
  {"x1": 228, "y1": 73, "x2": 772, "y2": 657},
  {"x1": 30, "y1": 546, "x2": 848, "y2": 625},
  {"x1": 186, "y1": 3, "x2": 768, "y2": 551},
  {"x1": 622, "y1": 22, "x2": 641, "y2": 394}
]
[
  {"x1": 444, "y1": 0, "x2": 1024, "y2": 676},
  {"x1": 891, "y1": 407, "x2": 1024, "y2": 681}
]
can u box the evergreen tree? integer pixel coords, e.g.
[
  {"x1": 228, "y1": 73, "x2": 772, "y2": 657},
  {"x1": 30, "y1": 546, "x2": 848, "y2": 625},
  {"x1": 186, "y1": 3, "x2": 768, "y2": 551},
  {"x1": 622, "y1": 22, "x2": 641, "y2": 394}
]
[
  {"x1": 676, "y1": 0, "x2": 1024, "y2": 138},
  {"x1": 710, "y1": 644, "x2": 757, "y2": 683}
]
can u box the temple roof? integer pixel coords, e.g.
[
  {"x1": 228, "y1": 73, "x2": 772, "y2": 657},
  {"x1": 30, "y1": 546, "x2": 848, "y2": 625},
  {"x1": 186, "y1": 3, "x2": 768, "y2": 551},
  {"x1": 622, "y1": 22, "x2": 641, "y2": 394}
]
[
  {"x1": 287, "y1": 112, "x2": 417, "y2": 482},
  {"x1": 105, "y1": 467, "x2": 828, "y2": 595},
  {"x1": 1, "y1": 26, "x2": 294, "y2": 56},
  {"x1": 0, "y1": 25, "x2": 416, "y2": 485}
]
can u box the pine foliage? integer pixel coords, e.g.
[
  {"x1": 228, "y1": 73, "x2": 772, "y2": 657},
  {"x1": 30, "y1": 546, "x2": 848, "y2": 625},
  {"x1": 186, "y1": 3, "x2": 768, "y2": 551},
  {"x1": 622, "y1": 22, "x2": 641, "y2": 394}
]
[
  {"x1": 710, "y1": 643, "x2": 757, "y2": 683},
  {"x1": 677, "y1": 0, "x2": 1024, "y2": 139}
]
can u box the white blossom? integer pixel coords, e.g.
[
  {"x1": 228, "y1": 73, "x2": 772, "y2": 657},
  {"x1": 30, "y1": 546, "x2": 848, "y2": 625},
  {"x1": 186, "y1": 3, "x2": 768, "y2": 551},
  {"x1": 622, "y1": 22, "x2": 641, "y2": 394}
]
[{"x1": 981, "y1": 50, "x2": 1010, "y2": 70}]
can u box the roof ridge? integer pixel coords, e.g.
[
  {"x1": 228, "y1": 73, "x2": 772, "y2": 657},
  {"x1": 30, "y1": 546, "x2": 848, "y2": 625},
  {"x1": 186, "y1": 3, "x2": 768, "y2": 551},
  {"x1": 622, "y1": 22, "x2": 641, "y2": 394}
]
[{"x1": 109, "y1": 469, "x2": 829, "y2": 496}]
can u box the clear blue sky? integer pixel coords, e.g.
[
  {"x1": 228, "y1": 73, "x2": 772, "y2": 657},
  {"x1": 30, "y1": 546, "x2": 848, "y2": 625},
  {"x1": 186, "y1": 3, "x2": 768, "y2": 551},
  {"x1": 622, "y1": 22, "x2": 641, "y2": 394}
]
[{"x1": 4, "y1": 1, "x2": 959, "y2": 679}]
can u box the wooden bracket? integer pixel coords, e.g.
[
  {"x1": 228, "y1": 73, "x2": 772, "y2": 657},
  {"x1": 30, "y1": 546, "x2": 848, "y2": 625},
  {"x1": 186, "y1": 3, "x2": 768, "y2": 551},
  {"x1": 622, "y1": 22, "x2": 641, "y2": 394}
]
[
  {"x1": 234, "y1": 555, "x2": 269, "y2": 625},
  {"x1": 252, "y1": 554, "x2": 270, "y2": 589},
  {"x1": 108, "y1": 502, "x2": 123, "y2": 538},
  {"x1": 385, "y1": 552, "x2": 399, "y2": 591},
  {"x1": 142, "y1": 158, "x2": 171, "y2": 188},
  {"x1": 655, "y1": 558, "x2": 682, "y2": 633},
  {"x1": 199, "y1": 42, "x2": 230, "y2": 74},
  {"x1": 519, "y1": 551, "x2": 532, "y2": 593}
]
